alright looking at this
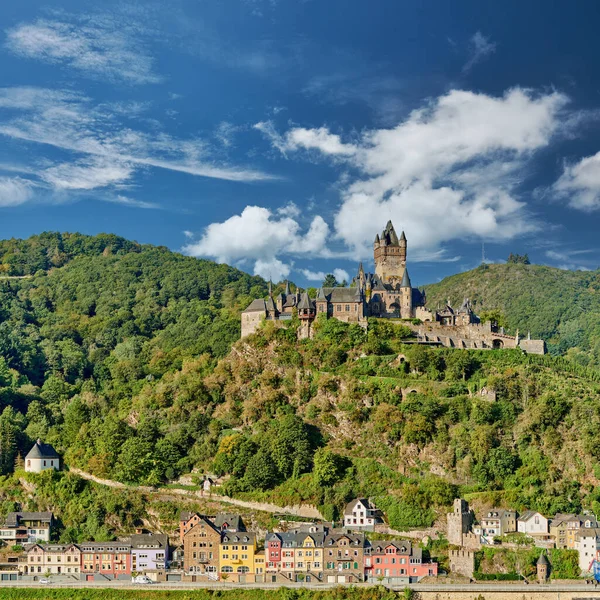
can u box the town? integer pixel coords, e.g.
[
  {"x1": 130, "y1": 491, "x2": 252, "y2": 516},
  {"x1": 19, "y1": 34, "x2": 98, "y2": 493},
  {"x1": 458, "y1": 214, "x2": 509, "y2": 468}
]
[{"x1": 3, "y1": 438, "x2": 600, "y2": 587}]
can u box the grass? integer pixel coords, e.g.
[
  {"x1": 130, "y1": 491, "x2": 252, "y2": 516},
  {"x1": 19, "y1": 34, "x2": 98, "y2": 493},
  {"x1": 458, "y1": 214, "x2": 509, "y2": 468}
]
[{"x1": 0, "y1": 587, "x2": 398, "y2": 600}]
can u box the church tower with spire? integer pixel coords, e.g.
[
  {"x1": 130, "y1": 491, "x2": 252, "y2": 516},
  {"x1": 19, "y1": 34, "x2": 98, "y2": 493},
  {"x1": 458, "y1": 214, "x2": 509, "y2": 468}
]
[{"x1": 373, "y1": 220, "x2": 407, "y2": 287}]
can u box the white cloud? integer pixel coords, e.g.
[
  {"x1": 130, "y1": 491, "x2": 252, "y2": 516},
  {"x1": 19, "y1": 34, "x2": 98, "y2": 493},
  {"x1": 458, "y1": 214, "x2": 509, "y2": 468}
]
[
  {"x1": 102, "y1": 195, "x2": 160, "y2": 209},
  {"x1": 545, "y1": 249, "x2": 595, "y2": 271},
  {"x1": 41, "y1": 158, "x2": 133, "y2": 190},
  {"x1": 277, "y1": 202, "x2": 301, "y2": 218},
  {"x1": 553, "y1": 151, "x2": 600, "y2": 211},
  {"x1": 0, "y1": 86, "x2": 274, "y2": 188},
  {"x1": 301, "y1": 269, "x2": 327, "y2": 281},
  {"x1": 183, "y1": 230, "x2": 194, "y2": 239},
  {"x1": 263, "y1": 88, "x2": 567, "y2": 258},
  {"x1": 254, "y1": 258, "x2": 290, "y2": 281},
  {"x1": 183, "y1": 205, "x2": 329, "y2": 277},
  {"x1": 0, "y1": 177, "x2": 35, "y2": 206},
  {"x1": 462, "y1": 32, "x2": 496, "y2": 73},
  {"x1": 5, "y1": 18, "x2": 161, "y2": 84},
  {"x1": 333, "y1": 268, "x2": 350, "y2": 283},
  {"x1": 254, "y1": 121, "x2": 357, "y2": 157}
]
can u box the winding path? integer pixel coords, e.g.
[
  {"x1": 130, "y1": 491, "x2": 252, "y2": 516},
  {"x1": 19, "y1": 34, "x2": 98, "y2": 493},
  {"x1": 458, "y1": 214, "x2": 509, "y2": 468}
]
[{"x1": 68, "y1": 468, "x2": 324, "y2": 519}]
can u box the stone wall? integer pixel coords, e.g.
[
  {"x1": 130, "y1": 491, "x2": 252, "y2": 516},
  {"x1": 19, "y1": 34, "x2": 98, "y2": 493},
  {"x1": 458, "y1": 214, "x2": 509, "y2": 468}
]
[
  {"x1": 241, "y1": 311, "x2": 264, "y2": 338},
  {"x1": 449, "y1": 549, "x2": 475, "y2": 578},
  {"x1": 519, "y1": 339, "x2": 546, "y2": 355},
  {"x1": 447, "y1": 499, "x2": 472, "y2": 546}
]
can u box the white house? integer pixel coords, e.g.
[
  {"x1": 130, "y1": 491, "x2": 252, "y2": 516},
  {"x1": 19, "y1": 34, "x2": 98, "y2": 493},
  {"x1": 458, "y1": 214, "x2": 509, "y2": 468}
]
[
  {"x1": 343, "y1": 498, "x2": 382, "y2": 530},
  {"x1": 517, "y1": 511, "x2": 549, "y2": 536},
  {"x1": 475, "y1": 509, "x2": 517, "y2": 542},
  {"x1": 25, "y1": 440, "x2": 60, "y2": 473},
  {"x1": 577, "y1": 527, "x2": 600, "y2": 573}
]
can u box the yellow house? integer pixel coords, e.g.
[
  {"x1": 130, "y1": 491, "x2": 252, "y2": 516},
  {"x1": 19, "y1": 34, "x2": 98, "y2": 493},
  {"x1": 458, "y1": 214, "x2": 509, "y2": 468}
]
[
  {"x1": 294, "y1": 533, "x2": 325, "y2": 577},
  {"x1": 254, "y1": 550, "x2": 265, "y2": 579},
  {"x1": 219, "y1": 532, "x2": 257, "y2": 581}
]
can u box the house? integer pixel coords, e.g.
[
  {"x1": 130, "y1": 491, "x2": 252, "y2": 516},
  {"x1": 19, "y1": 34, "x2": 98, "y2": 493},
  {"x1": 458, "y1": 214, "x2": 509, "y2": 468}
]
[
  {"x1": 551, "y1": 514, "x2": 598, "y2": 549},
  {"x1": 0, "y1": 512, "x2": 53, "y2": 544},
  {"x1": 79, "y1": 541, "x2": 132, "y2": 580},
  {"x1": 26, "y1": 543, "x2": 81, "y2": 576},
  {"x1": 343, "y1": 499, "x2": 382, "y2": 530},
  {"x1": 130, "y1": 533, "x2": 169, "y2": 573},
  {"x1": 183, "y1": 515, "x2": 221, "y2": 577},
  {"x1": 219, "y1": 531, "x2": 257, "y2": 582},
  {"x1": 265, "y1": 532, "x2": 283, "y2": 577},
  {"x1": 576, "y1": 527, "x2": 600, "y2": 573},
  {"x1": 254, "y1": 550, "x2": 266, "y2": 579},
  {"x1": 365, "y1": 540, "x2": 438, "y2": 583},
  {"x1": 517, "y1": 511, "x2": 549, "y2": 536},
  {"x1": 322, "y1": 532, "x2": 366, "y2": 583},
  {"x1": 25, "y1": 440, "x2": 60, "y2": 473},
  {"x1": 214, "y1": 513, "x2": 245, "y2": 532},
  {"x1": 478, "y1": 509, "x2": 517, "y2": 541}
]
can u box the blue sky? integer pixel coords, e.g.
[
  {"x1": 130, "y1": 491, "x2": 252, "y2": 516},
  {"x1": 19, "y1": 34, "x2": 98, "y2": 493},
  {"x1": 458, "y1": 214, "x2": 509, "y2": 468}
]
[{"x1": 0, "y1": 0, "x2": 599, "y2": 287}]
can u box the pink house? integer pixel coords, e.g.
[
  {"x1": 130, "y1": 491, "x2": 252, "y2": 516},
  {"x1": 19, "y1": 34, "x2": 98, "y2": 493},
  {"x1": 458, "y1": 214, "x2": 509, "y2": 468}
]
[{"x1": 364, "y1": 541, "x2": 437, "y2": 582}]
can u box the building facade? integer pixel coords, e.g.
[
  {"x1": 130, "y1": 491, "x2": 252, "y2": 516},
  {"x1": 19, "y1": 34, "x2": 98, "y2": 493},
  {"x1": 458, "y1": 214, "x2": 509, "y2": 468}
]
[
  {"x1": 79, "y1": 542, "x2": 132, "y2": 579},
  {"x1": 26, "y1": 544, "x2": 81, "y2": 576},
  {"x1": 322, "y1": 533, "x2": 366, "y2": 583},
  {"x1": 183, "y1": 516, "x2": 221, "y2": 577},
  {"x1": 517, "y1": 511, "x2": 549, "y2": 536},
  {"x1": 219, "y1": 532, "x2": 257, "y2": 581},
  {"x1": 343, "y1": 498, "x2": 382, "y2": 530},
  {"x1": 364, "y1": 540, "x2": 437, "y2": 583},
  {"x1": 241, "y1": 221, "x2": 546, "y2": 354},
  {"x1": 0, "y1": 512, "x2": 53, "y2": 544},
  {"x1": 130, "y1": 533, "x2": 169, "y2": 573},
  {"x1": 25, "y1": 440, "x2": 60, "y2": 473}
]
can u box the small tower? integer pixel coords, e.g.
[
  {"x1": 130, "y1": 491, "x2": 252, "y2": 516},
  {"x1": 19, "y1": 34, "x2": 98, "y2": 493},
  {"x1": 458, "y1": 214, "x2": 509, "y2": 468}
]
[
  {"x1": 400, "y1": 269, "x2": 413, "y2": 318},
  {"x1": 537, "y1": 552, "x2": 549, "y2": 583}
]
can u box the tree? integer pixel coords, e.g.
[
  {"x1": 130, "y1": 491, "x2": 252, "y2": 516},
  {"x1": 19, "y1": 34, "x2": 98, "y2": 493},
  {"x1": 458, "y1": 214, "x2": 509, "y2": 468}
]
[
  {"x1": 313, "y1": 448, "x2": 344, "y2": 487},
  {"x1": 322, "y1": 274, "x2": 338, "y2": 288},
  {"x1": 243, "y1": 449, "x2": 279, "y2": 490},
  {"x1": 270, "y1": 414, "x2": 312, "y2": 479},
  {"x1": 479, "y1": 309, "x2": 507, "y2": 329}
]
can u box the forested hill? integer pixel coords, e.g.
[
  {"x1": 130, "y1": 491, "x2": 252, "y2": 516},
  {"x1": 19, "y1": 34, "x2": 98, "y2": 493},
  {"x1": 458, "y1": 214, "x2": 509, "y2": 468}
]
[
  {"x1": 0, "y1": 232, "x2": 269, "y2": 386},
  {"x1": 425, "y1": 262, "x2": 600, "y2": 366}
]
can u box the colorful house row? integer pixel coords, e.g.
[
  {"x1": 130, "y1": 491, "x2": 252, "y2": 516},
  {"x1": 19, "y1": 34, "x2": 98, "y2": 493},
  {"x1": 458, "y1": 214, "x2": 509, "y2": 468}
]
[
  {"x1": 23, "y1": 533, "x2": 169, "y2": 580},
  {"x1": 180, "y1": 512, "x2": 437, "y2": 584}
]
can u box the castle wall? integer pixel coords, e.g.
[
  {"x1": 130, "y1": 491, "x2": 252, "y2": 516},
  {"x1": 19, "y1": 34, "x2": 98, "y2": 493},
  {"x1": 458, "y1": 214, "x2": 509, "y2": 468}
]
[
  {"x1": 519, "y1": 339, "x2": 546, "y2": 355},
  {"x1": 449, "y1": 549, "x2": 475, "y2": 578},
  {"x1": 241, "y1": 312, "x2": 265, "y2": 338}
]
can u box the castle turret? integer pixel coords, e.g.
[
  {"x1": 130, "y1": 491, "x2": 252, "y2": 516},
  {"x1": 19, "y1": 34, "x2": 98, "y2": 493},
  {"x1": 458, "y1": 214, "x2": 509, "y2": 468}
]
[
  {"x1": 400, "y1": 269, "x2": 412, "y2": 318},
  {"x1": 374, "y1": 221, "x2": 407, "y2": 285}
]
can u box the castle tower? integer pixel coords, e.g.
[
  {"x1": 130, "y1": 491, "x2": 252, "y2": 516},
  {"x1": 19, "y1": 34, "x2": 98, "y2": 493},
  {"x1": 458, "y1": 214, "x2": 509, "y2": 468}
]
[
  {"x1": 374, "y1": 221, "x2": 407, "y2": 285},
  {"x1": 447, "y1": 498, "x2": 473, "y2": 546},
  {"x1": 400, "y1": 269, "x2": 413, "y2": 318},
  {"x1": 537, "y1": 552, "x2": 549, "y2": 583}
]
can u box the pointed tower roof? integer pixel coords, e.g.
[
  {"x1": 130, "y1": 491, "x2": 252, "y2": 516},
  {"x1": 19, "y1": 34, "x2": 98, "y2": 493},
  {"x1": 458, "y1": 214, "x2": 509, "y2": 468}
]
[
  {"x1": 284, "y1": 280, "x2": 290, "y2": 295},
  {"x1": 374, "y1": 233, "x2": 380, "y2": 244},
  {"x1": 400, "y1": 230, "x2": 406, "y2": 242},
  {"x1": 537, "y1": 552, "x2": 549, "y2": 566},
  {"x1": 298, "y1": 292, "x2": 312, "y2": 310},
  {"x1": 381, "y1": 220, "x2": 399, "y2": 245},
  {"x1": 268, "y1": 280, "x2": 273, "y2": 296},
  {"x1": 358, "y1": 261, "x2": 364, "y2": 274},
  {"x1": 316, "y1": 287, "x2": 326, "y2": 300},
  {"x1": 400, "y1": 269, "x2": 412, "y2": 288}
]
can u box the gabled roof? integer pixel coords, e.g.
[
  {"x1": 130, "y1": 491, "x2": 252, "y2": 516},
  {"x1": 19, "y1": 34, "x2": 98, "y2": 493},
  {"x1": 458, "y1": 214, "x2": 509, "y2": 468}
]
[
  {"x1": 4, "y1": 512, "x2": 53, "y2": 528},
  {"x1": 344, "y1": 498, "x2": 372, "y2": 515},
  {"x1": 221, "y1": 532, "x2": 256, "y2": 544},
  {"x1": 518, "y1": 510, "x2": 544, "y2": 523},
  {"x1": 214, "y1": 513, "x2": 245, "y2": 532},
  {"x1": 243, "y1": 299, "x2": 267, "y2": 313},
  {"x1": 130, "y1": 533, "x2": 169, "y2": 549},
  {"x1": 26, "y1": 440, "x2": 59, "y2": 460}
]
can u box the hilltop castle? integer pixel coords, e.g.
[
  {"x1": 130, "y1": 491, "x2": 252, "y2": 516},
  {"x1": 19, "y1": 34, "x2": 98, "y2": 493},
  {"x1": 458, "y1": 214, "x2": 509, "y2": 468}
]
[{"x1": 241, "y1": 221, "x2": 545, "y2": 354}]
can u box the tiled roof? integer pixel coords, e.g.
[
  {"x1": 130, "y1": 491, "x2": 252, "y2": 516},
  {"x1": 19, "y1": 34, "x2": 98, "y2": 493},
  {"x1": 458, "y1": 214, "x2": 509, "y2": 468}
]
[
  {"x1": 26, "y1": 440, "x2": 59, "y2": 460},
  {"x1": 243, "y1": 299, "x2": 266, "y2": 313}
]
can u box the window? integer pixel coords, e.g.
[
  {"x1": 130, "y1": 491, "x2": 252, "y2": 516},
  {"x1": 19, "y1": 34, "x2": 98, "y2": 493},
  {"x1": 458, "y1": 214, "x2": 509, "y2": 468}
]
[
  {"x1": 337, "y1": 305, "x2": 341, "y2": 312},
  {"x1": 345, "y1": 305, "x2": 350, "y2": 312},
  {"x1": 222, "y1": 566, "x2": 233, "y2": 573}
]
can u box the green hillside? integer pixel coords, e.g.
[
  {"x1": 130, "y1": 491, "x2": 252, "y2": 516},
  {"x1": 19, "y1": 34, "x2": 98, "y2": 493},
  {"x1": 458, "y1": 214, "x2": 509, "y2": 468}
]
[
  {"x1": 0, "y1": 233, "x2": 598, "y2": 545},
  {"x1": 424, "y1": 262, "x2": 600, "y2": 366}
]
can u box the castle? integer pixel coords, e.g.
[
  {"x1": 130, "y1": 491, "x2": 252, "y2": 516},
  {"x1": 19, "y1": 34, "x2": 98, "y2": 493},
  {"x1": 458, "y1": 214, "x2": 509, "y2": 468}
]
[{"x1": 241, "y1": 221, "x2": 546, "y2": 354}]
